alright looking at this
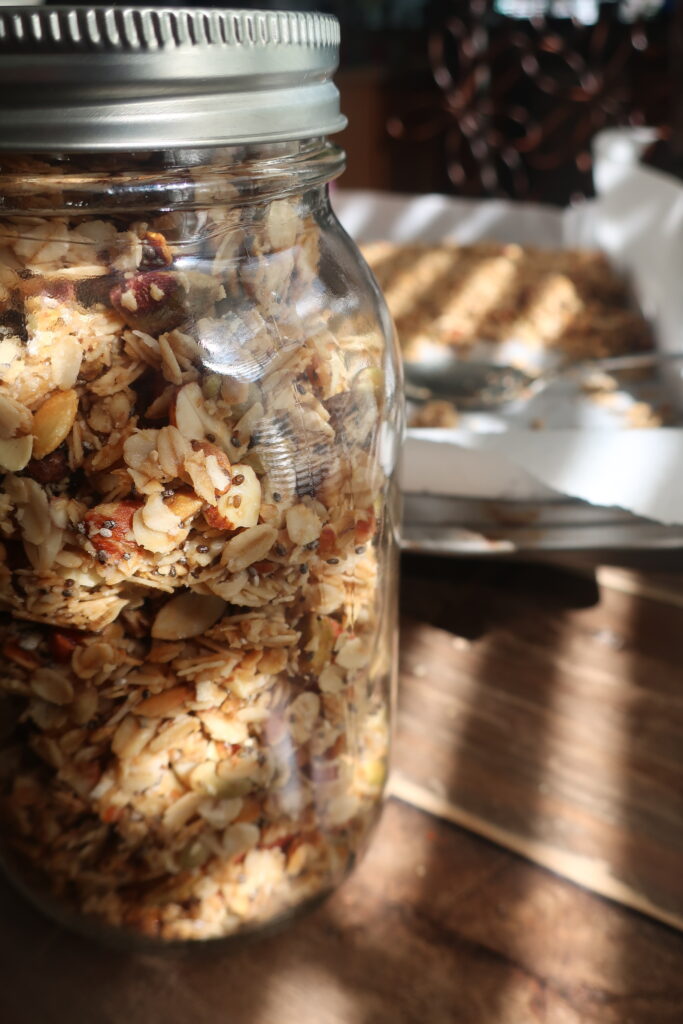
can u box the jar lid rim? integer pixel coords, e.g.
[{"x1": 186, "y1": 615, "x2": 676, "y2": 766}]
[{"x1": 0, "y1": 6, "x2": 347, "y2": 150}]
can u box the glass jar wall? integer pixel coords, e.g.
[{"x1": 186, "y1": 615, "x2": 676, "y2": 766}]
[{"x1": 0, "y1": 140, "x2": 401, "y2": 943}]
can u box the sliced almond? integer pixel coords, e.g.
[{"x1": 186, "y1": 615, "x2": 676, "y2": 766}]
[
  {"x1": 221, "y1": 523, "x2": 277, "y2": 573},
  {"x1": 0, "y1": 433, "x2": 33, "y2": 471},
  {"x1": 72, "y1": 687, "x2": 98, "y2": 726},
  {"x1": 134, "y1": 685, "x2": 193, "y2": 717},
  {"x1": 166, "y1": 489, "x2": 204, "y2": 521},
  {"x1": 188, "y1": 761, "x2": 221, "y2": 794},
  {"x1": 151, "y1": 591, "x2": 226, "y2": 641},
  {"x1": 185, "y1": 440, "x2": 232, "y2": 503},
  {"x1": 206, "y1": 571, "x2": 248, "y2": 603},
  {"x1": 162, "y1": 791, "x2": 203, "y2": 832},
  {"x1": 31, "y1": 667, "x2": 74, "y2": 706},
  {"x1": 286, "y1": 692, "x2": 321, "y2": 743},
  {"x1": 50, "y1": 336, "x2": 83, "y2": 390},
  {"x1": 286, "y1": 503, "x2": 322, "y2": 546},
  {"x1": 172, "y1": 381, "x2": 234, "y2": 451},
  {"x1": 71, "y1": 641, "x2": 115, "y2": 680},
  {"x1": 32, "y1": 389, "x2": 78, "y2": 459},
  {"x1": 147, "y1": 715, "x2": 199, "y2": 753},
  {"x1": 132, "y1": 507, "x2": 183, "y2": 553},
  {"x1": 214, "y1": 464, "x2": 261, "y2": 530},
  {"x1": 123, "y1": 428, "x2": 160, "y2": 470},
  {"x1": 197, "y1": 797, "x2": 243, "y2": 829},
  {"x1": 318, "y1": 665, "x2": 345, "y2": 694},
  {"x1": 112, "y1": 716, "x2": 155, "y2": 759},
  {"x1": 205, "y1": 454, "x2": 232, "y2": 494},
  {"x1": 223, "y1": 822, "x2": 260, "y2": 859},
  {"x1": 9, "y1": 477, "x2": 50, "y2": 545},
  {"x1": 0, "y1": 394, "x2": 32, "y2": 440},
  {"x1": 184, "y1": 450, "x2": 220, "y2": 505},
  {"x1": 118, "y1": 750, "x2": 168, "y2": 794},
  {"x1": 156, "y1": 425, "x2": 190, "y2": 477},
  {"x1": 172, "y1": 382, "x2": 205, "y2": 440},
  {"x1": 141, "y1": 493, "x2": 183, "y2": 533},
  {"x1": 335, "y1": 636, "x2": 371, "y2": 670},
  {"x1": 198, "y1": 709, "x2": 248, "y2": 745},
  {"x1": 266, "y1": 198, "x2": 300, "y2": 250}
]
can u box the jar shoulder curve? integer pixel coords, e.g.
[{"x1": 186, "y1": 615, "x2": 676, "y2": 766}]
[
  {"x1": 313, "y1": 193, "x2": 403, "y2": 416},
  {"x1": 317, "y1": 195, "x2": 399, "y2": 351}
]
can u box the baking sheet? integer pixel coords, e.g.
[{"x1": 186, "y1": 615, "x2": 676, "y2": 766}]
[
  {"x1": 333, "y1": 142, "x2": 683, "y2": 537},
  {"x1": 402, "y1": 494, "x2": 683, "y2": 555}
]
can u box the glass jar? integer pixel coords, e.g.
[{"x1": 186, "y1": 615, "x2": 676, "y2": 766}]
[{"x1": 0, "y1": 7, "x2": 401, "y2": 944}]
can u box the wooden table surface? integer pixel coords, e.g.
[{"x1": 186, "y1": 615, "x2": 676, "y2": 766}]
[{"x1": 1, "y1": 555, "x2": 683, "y2": 1024}]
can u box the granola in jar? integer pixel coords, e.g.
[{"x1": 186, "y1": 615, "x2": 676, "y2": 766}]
[{"x1": 0, "y1": 8, "x2": 401, "y2": 944}]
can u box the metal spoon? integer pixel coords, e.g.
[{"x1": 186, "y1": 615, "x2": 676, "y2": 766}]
[{"x1": 404, "y1": 351, "x2": 683, "y2": 411}]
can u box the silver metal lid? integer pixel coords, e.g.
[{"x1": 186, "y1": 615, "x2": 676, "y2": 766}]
[{"x1": 0, "y1": 6, "x2": 346, "y2": 150}]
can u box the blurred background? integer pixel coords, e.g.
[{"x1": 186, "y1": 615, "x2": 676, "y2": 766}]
[
  {"x1": 43, "y1": 0, "x2": 679, "y2": 204},
  {"x1": 279, "y1": 0, "x2": 680, "y2": 203},
  {"x1": 274, "y1": 0, "x2": 679, "y2": 205}
]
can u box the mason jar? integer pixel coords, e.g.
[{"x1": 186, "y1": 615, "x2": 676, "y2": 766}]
[{"x1": 0, "y1": 6, "x2": 402, "y2": 944}]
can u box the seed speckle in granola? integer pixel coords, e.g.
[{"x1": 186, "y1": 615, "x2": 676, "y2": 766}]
[{"x1": 0, "y1": 152, "x2": 395, "y2": 943}]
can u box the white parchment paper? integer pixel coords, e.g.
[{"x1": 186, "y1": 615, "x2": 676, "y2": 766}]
[{"x1": 333, "y1": 139, "x2": 683, "y2": 525}]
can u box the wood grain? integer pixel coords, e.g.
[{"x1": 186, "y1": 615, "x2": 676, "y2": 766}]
[
  {"x1": 1, "y1": 799, "x2": 683, "y2": 1024},
  {"x1": 397, "y1": 557, "x2": 683, "y2": 930},
  {"x1": 1, "y1": 554, "x2": 683, "y2": 1023}
]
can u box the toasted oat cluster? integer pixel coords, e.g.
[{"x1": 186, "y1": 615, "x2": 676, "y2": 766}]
[
  {"x1": 361, "y1": 241, "x2": 652, "y2": 363},
  {"x1": 0, "y1": 187, "x2": 391, "y2": 941}
]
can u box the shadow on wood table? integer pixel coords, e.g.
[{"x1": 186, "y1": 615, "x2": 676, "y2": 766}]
[
  {"x1": 2, "y1": 794, "x2": 683, "y2": 1024},
  {"x1": 1, "y1": 555, "x2": 683, "y2": 1024},
  {"x1": 397, "y1": 554, "x2": 683, "y2": 1023},
  {"x1": 602, "y1": 580, "x2": 683, "y2": 1013}
]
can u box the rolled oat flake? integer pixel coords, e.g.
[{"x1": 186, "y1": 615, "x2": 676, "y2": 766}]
[
  {"x1": 0, "y1": 5, "x2": 346, "y2": 149},
  {"x1": 0, "y1": 6, "x2": 400, "y2": 946}
]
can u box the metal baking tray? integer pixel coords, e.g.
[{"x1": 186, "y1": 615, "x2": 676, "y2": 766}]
[{"x1": 401, "y1": 493, "x2": 683, "y2": 555}]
